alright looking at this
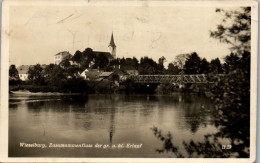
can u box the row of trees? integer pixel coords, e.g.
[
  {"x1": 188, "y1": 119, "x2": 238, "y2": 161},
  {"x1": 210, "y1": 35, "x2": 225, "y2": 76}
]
[
  {"x1": 9, "y1": 64, "x2": 88, "y2": 93},
  {"x1": 168, "y1": 53, "x2": 223, "y2": 74}
]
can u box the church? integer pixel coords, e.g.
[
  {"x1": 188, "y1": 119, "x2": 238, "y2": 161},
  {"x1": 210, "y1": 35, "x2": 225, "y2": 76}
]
[
  {"x1": 54, "y1": 32, "x2": 117, "y2": 65},
  {"x1": 108, "y1": 32, "x2": 116, "y2": 59},
  {"x1": 93, "y1": 32, "x2": 117, "y2": 62}
]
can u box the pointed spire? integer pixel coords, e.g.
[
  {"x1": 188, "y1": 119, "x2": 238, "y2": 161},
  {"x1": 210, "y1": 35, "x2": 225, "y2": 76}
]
[{"x1": 109, "y1": 32, "x2": 116, "y2": 47}]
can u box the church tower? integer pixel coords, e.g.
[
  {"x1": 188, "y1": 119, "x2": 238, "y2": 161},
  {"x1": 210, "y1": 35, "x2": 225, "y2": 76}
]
[{"x1": 108, "y1": 32, "x2": 116, "y2": 59}]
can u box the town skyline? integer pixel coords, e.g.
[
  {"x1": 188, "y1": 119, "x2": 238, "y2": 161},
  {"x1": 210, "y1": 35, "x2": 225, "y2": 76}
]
[{"x1": 9, "y1": 5, "x2": 237, "y2": 67}]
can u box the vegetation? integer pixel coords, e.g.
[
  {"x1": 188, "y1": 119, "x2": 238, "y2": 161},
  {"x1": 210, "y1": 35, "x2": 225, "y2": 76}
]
[
  {"x1": 9, "y1": 65, "x2": 21, "y2": 85},
  {"x1": 151, "y1": 7, "x2": 251, "y2": 158}
]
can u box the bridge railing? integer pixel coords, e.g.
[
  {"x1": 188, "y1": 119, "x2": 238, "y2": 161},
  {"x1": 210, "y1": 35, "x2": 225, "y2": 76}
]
[{"x1": 128, "y1": 74, "x2": 222, "y2": 84}]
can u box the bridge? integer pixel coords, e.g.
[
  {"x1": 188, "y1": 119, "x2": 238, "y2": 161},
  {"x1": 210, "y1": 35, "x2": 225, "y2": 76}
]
[{"x1": 129, "y1": 74, "x2": 215, "y2": 84}]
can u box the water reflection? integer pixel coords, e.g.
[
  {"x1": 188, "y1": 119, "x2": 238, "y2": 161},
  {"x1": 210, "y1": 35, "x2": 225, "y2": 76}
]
[{"x1": 9, "y1": 93, "x2": 215, "y2": 157}]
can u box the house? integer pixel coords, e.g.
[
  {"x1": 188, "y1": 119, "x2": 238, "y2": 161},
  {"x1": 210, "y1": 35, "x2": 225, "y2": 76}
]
[
  {"x1": 54, "y1": 51, "x2": 71, "y2": 65},
  {"x1": 118, "y1": 71, "x2": 127, "y2": 81},
  {"x1": 80, "y1": 69, "x2": 103, "y2": 80},
  {"x1": 98, "y1": 72, "x2": 114, "y2": 82},
  {"x1": 69, "y1": 60, "x2": 79, "y2": 66},
  {"x1": 112, "y1": 69, "x2": 127, "y2": 82},
  {"x1": 99, "y1": 72, "x2": 114, "y2": 79},
  {"x1": 17, "y1": 64, "x2": 48, "y2": 81},
  {"x1": 17, "y1": 65, "x2": 31, "y2": 81},
  {"x1": 125, "y1": 69, "x2": 139, "y2": 76}
]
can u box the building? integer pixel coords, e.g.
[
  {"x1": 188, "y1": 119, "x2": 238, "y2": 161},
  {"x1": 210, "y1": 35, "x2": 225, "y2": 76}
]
[
  {"x1": 54, "y1": 51, "x2": 71, "y2": 65},
  {"x1": 93, "y1": 51, "x2": 114, "y2": 62},
  {"x1": 54, "y1": 32, "x2": 116, "y2": 67},
  {"x1": 17, "y1": 65, "x2": 31, "y2": 81},
  {"x1": 80, "y1": 69, "x2": 103, "y2": 80},
  {"x1": 99, "y1": 72, "x2": 114, "y2": 79},
  {"x1": 125, "y1": 69, "x2": 139, "y2": 76},
  {"x1": 108, "y1": 33, "x2": 116, "y2": 59},
  {"x1": 93, "y1": 33, "x2": 117, "y2": 62},
  {"x1": 17, "y1": 64, "x2": 47, "y2": 81}
]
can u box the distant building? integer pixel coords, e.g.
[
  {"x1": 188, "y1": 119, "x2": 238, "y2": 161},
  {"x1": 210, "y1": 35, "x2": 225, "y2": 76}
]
[
  {"x1": 80, "y1": 69, "x2": 103, "y2": 80},
  {"x1": 97, "y1": 71, "x2": 114, "y2": 82},
  {"x1": 54, "y1": 51, "x2": 71, "y2": 65},
  {"x1": 17, "y1": 64, "x2": 47, "y2": 81},
  {"x1": 17, "y1": 65, "x2": 31, "y2": 81},
  {"x1": 116, "y1": 70, "x2": 127, "y2": 81},
  {"x1": 55, "y1": 33, "x2": 116, "y2": 68},
  {"x1": 99, "y1": 72, "x2": 114, "y2": 79},
  {"x1": 93, "y1": 51, "x2": 114, "y2": 62},
  {"x1": 125, "y1": 69, "x2": 139, "y2": 76},
  {"x1": 69, "y1": 60, "x2": 79, "y2": 66},
  {"x1": 108, "y1": 32, "x2": 116, "y2": 59},
  {"x1": 92, "y1": 33, "x2": 116, "y2": 62}
]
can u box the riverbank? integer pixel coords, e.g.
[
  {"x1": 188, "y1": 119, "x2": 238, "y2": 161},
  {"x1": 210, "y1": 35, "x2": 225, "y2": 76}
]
[
  {"x1": 10, "y1": 90, "x2": 81, "y2": 96},
  {"x1": 9, "y1": 83, "x2": 213, "y2": 96}
]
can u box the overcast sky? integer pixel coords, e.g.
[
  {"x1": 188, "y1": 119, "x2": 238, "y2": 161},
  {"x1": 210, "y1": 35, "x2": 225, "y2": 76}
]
[{"x1": 9, "y1": 5, "x2": 235, "y2": 67}]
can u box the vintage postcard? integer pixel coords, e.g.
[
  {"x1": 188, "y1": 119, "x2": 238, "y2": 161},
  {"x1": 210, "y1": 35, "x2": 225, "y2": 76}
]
[{"x1": 0, "y1": 0, "x2": 258, "y2": 162}]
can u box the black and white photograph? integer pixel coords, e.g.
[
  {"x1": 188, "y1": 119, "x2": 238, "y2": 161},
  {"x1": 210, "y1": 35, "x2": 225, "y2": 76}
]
[{"x1": 0, "y1": 0, "x2": 258, "y2": 162}]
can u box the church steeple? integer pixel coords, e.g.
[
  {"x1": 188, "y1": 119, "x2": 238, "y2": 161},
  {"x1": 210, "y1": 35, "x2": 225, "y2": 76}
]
[
  {"x1": 108, "y1": 32, "x2": 116, "y2": 58},
  {"x1": 109, "y1": 33, "x2": 116, "y2": 47}
]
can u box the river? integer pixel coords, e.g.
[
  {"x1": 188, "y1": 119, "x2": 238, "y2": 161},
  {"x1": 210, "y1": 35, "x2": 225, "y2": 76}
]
[{"x1": 9, "y1": 93, "x2": 220, "y2": 157}]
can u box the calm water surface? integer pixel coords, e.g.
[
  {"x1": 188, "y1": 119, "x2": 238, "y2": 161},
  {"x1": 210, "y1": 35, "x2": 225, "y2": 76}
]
[{"x1": 9, "y1": 93, "x2": 218, "y2": 157}]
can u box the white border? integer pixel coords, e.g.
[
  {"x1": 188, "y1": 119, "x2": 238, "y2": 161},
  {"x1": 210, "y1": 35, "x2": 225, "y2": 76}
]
[{"x1": 0, "y1": 0, "x2": 258, "y2": 162}]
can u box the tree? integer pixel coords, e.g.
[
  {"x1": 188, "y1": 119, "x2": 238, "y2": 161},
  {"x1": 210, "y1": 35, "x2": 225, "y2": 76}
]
[
  {"x1": 223, "y1": 53, "x2": 240, "y2": 74},
  {"x1": 209, "y1": 58, "x2": 223, "y2": 74},
  {"x1": 173, "y1": 54, "x2": 189, "y2": 70},
  {"x1": 122, "y1": 58, "x2": 137, "y2": 69},
  {"x1": 199, "y1": 58, "x2": 210, "y2": 74},
  {"x1": 167, "y1": 63, "x2": 180, "y2": 75},
  {"x1": 138, "y1": 57, "x2": 159, "y2": 74},
  {"x1": 60, "y1": 57, "x2": 71, "y2": 68},
  {"x1": 82, "y1": 48, "x2": 96, "y2": 62},
  {"x1": 80, "y1": 48, "x2": 95, "y2": 70},
  {"x1": 208, "y1": 7, "x2": 251, "y2": 157},
  {"x1": 94, "y1": 53, "x2": 109, "y2": 69},
  {"x1": 158, "y1": 56, "x2": 166, "y2": 65},
  {"x1": 9, "y1": 65, "x2": 20, "y2": 85},
  {"x1": 210, "y1": 7, "x2": 251, "y2": 54},
  {"x1": 132, "y1": 57, "x2": 139, "y2": 69},
  {"x1": 28, "y1": 64, "x2": 44, "y2": 85},
  {"x1": 9, "y1": 65, "x2": 19, "y2": 80},
  {"x1": 43, "y1": 64, "x2": 67, "y2": 90},
  {"x1": 158, "y1": 56, "x2": 166, "y2": 73},
  {"x1": 72, "y1": 50, "x2": 82, "y2": 63},
  {"x1": 120, "y1": 57, "x2": 126, "y2": 65},
  {"x1": 184, "y1": 52, "x2": 201, "y2": 74},
  {"x1": 204, "y1": 7, "x2": 250, "y2": 157}
]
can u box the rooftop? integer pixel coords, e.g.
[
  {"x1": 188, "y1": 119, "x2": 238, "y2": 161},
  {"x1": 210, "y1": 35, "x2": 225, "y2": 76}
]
[
  {"x1": 17, "y1": 65, "x2": 31, "y2": 74},
  {"x1": 100, "y1": 72, "x2": 113, "y2": 77},
  {"x1": 108, "y1": 33, "x2": 116, "y2": 47},
  {"x1": 54, "y1": 51, "x2": 71, "y2": 56}
]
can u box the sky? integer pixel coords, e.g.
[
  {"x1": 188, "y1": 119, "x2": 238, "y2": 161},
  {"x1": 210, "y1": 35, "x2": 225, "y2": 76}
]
[{"x1": 9, "y1": 5, "x2": 235, "y2": 67}]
